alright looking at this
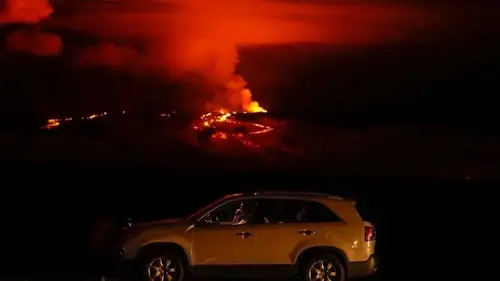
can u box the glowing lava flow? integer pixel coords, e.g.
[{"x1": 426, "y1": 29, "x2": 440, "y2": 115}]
[
  {"x1": 41, "y1": 110, "x2": 177, "y2": 130},
  {"x1": 193, "y1": 87, "x2": 272, "y2": 141},
  {"x1": 193, "y1": 108, "x2": 273, "y2": 142},
  {"x1": 41, "y1": 111, "x2": 111, "y2": 129}
]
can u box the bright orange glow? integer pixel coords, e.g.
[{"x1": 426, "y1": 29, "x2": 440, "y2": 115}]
[
  {"x1": 44, "y1": 118, "x2": 60, "y2": 129},
  {"x1": 241, "y1": 89, "x2": 266, "y2": 113}
]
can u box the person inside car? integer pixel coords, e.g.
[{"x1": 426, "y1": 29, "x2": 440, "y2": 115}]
[{"x1": 233, "y1": 201, "x2": 256, "y2": 225}]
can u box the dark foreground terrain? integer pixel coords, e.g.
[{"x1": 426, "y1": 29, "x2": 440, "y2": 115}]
[
  {"x1": 0, "y1": 177, "x2": 495, "y2": 281},
  {"x1": 2, "y1": 118, "x2": 500, "y2": 179}
]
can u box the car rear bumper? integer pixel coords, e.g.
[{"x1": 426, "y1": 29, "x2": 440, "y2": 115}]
[{"x1": 347, "y1": 254, "x2": 378, "y2": 278}]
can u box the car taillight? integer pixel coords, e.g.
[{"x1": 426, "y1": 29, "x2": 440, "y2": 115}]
[{"x1": 365, "y1": 226, "x2": 375, "y2": 241}]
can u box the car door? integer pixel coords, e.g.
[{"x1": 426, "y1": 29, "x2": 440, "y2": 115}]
[
  {"x1": 191, "y1": 199, "x2": 258, "y2": 266},
  {"x1": 251, "y1": 198, "x2": 344, "y2": 265},
  {"x1": 250, "y1": 198, "x2": 304, "y2": 265}
]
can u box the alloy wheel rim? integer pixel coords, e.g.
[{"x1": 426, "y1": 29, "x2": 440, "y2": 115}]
[
  {"x1": 147, "y1": 257, "x2": 177, "y2": 281},
  {"x1": 308, "y1": 260, "x2": 338, "y2": 281}
]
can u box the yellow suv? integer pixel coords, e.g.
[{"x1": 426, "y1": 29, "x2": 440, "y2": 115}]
[{"x1": 120, "y1": 192, "x2": 378, "y2": 281}]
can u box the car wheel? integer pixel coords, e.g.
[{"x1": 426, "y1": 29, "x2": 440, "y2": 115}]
[
  {"x1": 303, "y1": 254, "x2": 345, "y2": 281},
  {"x1": 139, "y1": 251, "x2": 185, "y2": 281}
]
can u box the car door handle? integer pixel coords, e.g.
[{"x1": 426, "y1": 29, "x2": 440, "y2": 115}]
[
  {"x1": 298, "y1": 229, "x2": 315, "y2": 236},
  {"x1": 236, "y1": 231, "x2": 254, "y2": 238}
]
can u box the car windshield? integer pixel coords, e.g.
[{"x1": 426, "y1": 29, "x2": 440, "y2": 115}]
[{"x1": 185, "y1": 193, "x2": 243, "y2": 221}]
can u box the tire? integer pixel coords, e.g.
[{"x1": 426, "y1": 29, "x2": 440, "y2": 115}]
[
  {"x1": 302, "y1": 254, "x2": 346, "y2": 281},
  {"x1": 137, "y1": 250, "x2": 185, "y2": 281}
]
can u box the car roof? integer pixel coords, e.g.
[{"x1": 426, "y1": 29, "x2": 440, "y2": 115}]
[{"x1": 241, "y1": 191, "x2": 345, "y2": 201}]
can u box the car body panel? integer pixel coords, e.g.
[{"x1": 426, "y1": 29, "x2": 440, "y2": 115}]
[
  {"x1": 122, "y1": 222, "x2": 191, "y2": 260},
  {"x1": 191, "y1": 224, "x2": 256, "y2": 265}
]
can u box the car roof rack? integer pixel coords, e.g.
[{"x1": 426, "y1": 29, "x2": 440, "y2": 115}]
[{"x1": 251, "y1": 191, "x2": 343, "y2": 200}]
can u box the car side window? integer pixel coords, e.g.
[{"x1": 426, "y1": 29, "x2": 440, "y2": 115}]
[
  {"x1": 253, "y1": 199, "x2": 342, "y2": 224},
  {"x1": 253, "y1": 199, "x2": 297, "y2": 224},
  {"x1": 200, "y1": 200, "x2": 257, "y2": 226},
  {"x1": 304, "y1": 201, "x2": 343, "y2": 222}
]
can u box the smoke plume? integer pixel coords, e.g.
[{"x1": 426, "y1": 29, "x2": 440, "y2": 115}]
[
  {"x1": 1, "y1": 0, "x2": 61, "y2": 55},
  {"x1": 1, "y1": 0, "x2": 442, "y2": 112},
  {"x1": 5, "y1": 27, "x2": 62, "y2": 56},
  {"x1": 75, "y1": 43, "x2": 141, "y2": 69},
  {"x1": 0, "y1": 0, "x2": 52, "y2": 23}
]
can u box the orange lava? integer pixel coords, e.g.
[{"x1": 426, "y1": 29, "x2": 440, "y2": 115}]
[
  {"x1": 41, "y1": 111, "x2": 113, "y2": 130},
  {"x1": 193, "y1": 109, "x2": 273, "y2": 142}
]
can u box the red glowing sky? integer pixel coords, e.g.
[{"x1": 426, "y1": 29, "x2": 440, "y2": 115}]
[
  {"x1": 50, "y1": 0, "x2": 443, "y2": 45},
  {"x1": 1, "y1": 0, "x2": 495, "y2": 112},
  {"x1": 42, "y1": 0, "x2": 447, "y2": 83}
]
